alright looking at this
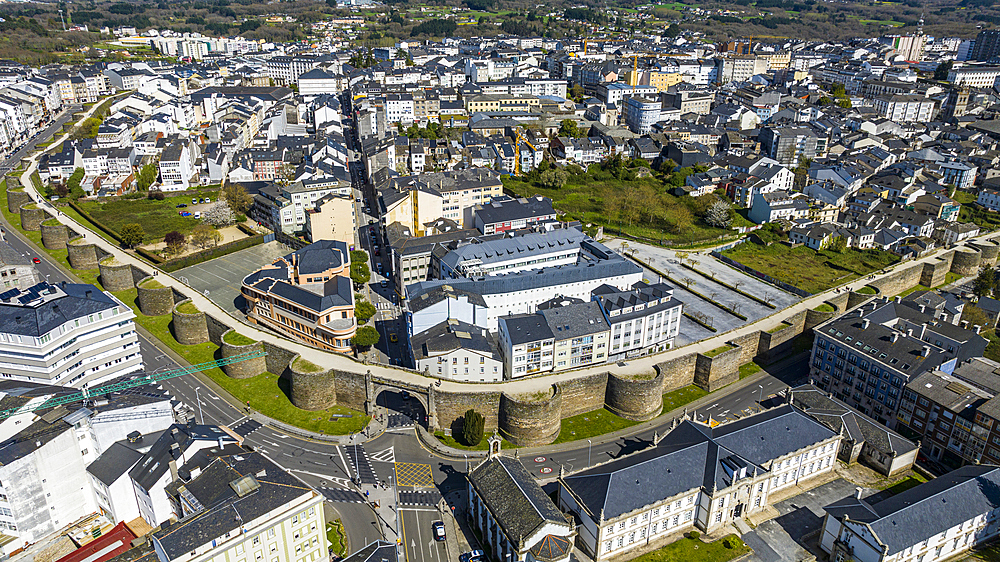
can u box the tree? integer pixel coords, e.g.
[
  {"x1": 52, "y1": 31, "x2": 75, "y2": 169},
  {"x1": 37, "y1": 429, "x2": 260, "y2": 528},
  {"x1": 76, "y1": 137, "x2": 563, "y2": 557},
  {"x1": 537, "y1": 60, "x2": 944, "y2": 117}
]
[
  {"x1": 350, "y1": 250, "x2": 369, "y2": 264},
  {"x1": 934, "y1": 60, "x2": 953, "y2": 81},
  {"x1": 350, "y1": 262, "x2": 371, "y2": 287},
  {"x1": 665, "y1": 23, "x2": 680, "y2": 37},
  {"x1": 568, "y1": 84, "x2": 584, "y2": 101},
  {"x1": 203, "y1": 201, "x2": 236, "y2": 226},
  {"x1": 352, "y1": 325, "x2": 379, "y2": 348},
  {"x1": 67, "y1": 167, "x2": 85, "y2": 200},
  {"x1": 120, "y1": 223, "x2": 145, "y2": 249},
  {"x1": 559, "y1": 119, "x2": 584, "y2": 138},
  {"x1": 827, "y1": 236, "x2": 848, "y2": 253},
  {"x1": 164, "y1": 231, "x2": 185, "y2": 255},
  {"x1": 191, "y1": 224, "x2": 222, "y2": 249},
  {"x1": 704, "y1": 200, "x2": 732, "y2": 228},
  {"x1": 974, "y1": 266, "x2": 997, "y2": 299},
  {"x1": 136, "y1": 162, "x2": 158, "y2": 191},
  {"x1": 355, "y1": 300, "x2": 376, "y2": 324},
  {"x1": 461, "y1": 409, "x2": 485, "y2": 446},
  {"x1": 222, "y1": 183, "x2": 253, "y2": 214},
  {"x1": 539, "y1": 168, "x2": 569, "y2": 189}
]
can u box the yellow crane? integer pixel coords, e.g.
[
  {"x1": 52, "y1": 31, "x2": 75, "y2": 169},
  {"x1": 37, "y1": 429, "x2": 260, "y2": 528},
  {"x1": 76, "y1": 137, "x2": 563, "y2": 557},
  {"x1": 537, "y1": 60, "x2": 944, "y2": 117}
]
[{"x1": 513, "y1": 128, "x2": 537, "y2": 176}]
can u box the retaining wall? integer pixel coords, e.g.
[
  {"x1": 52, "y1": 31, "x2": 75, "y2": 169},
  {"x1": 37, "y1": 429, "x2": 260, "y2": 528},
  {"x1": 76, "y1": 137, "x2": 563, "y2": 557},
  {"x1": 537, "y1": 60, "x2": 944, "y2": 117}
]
[
  {"x1": 136, "y1": 277, "x2": 175, "y2": 316},
  {"x1": 498, "y1": 386, "x2": 562, "y2": 446},
  {"x1": 220, "y1": 330, "x2": 267, "y2": 379},
  {"x1": 555, "y1": 372, "x2": 608, "y2": 418},
  {"x1": 870, "y1": 263, "x2": 923, "y2": 297},
  {"x1": 605, "y1": 370, "x2": 665, "y2": 422},
  {"x1": 6, "y1": 188, "x2": 29, "y2": 214},
  {"x1": 172, "y1": 299, "x2": 210, "y2": 345},
  {"x1": 971, "y1": 241, "x2": 999, "y2": 268},
  {"x1": 694, "y1": 345, "x2": 742, "y2": 392},
  {"x1": 67, "y1": 237, "x2": 99, "y2": 270},
  {"x1": 434, "y1": 385, "x2": 502, "y2": 435},
  {"x1": 951, "y1": 247, "x2": 982, "y2": 276},
  {"x1": 288, "y1": 357, "x2": 337, "y2": 411},
  {"x1": 99, "y1": 257, "x2": 135, "y2": 292},
  {"x1": 40, "y1": 222, "x2": 69, "y2": 250},
  {"x1": 19, "y1": 204, "x2": 48, "y2": 231},
  {"x1": 655, "y1": 353, "x2": 698, "y2": 393}
]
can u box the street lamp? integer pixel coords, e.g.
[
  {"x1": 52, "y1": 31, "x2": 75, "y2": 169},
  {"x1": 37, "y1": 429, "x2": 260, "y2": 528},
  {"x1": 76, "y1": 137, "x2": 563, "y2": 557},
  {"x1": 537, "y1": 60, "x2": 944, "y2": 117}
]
[
  {"x1": 587, "y1": 439, "x2": 592, "y2": 468},
  {"x1": 194, "y1": 387, "x2": 204, "y2": 425}
]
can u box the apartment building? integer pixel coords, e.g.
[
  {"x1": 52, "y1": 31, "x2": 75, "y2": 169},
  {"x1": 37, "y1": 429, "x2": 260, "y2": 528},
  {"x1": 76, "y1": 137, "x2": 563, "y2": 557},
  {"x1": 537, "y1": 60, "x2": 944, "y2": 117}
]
[
  {"x1": 497, "y1": 301, "x2": 610, "y2": 378},
  {"x1": 559, "y1": 406, "x2": 841, "y2": 561},
  {"x1": 0, "y1": 282, "x2": 142, "y2": 389},
  {"x1": 592, "y1": 282, "x2": 683, "y2": 361},
  {"x1": 412, "y1": 319, "x2": 503, "y2": 382},
  {"x1": 0, "y1": 243, "x2": 41, "y2": 291},
  {"x1": 872, "y1": 94, "x2": 936, "y2": 123},
  {"x1": 304, "y1": 193, "x2": 355, "y2": 246},
  {"x1": 158, "y1": 141, "x2": 198, "y2": 191},
  {"x1": 379, "y1": 168, "x2": 503, "y2": 230},
  {"x1": 472, "y1": 195, "x2": 556, "y2": 235},
  {"x1": 241, "y1": 241, "x2": 356, "y2": 353}
]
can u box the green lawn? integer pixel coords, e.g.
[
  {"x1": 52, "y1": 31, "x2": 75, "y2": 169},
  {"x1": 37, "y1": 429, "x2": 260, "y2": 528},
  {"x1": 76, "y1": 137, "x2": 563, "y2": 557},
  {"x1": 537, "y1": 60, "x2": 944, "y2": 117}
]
[
  {"x1": 554, "y1": 407, "x2": 642, "y2": 444},
  {"x1": 434, "y1": 430, "x2": 514, "y2": 451},
  {"x1": 722, "y1": 242, "x2": 900, "y2": 294},
  {"x1": 739, "y1": 361, "x2": 762, "y2": 379},
  {"x1": 76, "y1": 188, "x2": 221, "y2": 242},
  {"x1": 856, "y1": 286, "x2": 876, "y2": 295},
  {"x1": 294, "y1": 357, "x2": 323, "y2": 373},
  {"x1": 176, "y1": 301, "x2": 199, "y2": 314},
  {"x1": 326, "y1": 520, "x2": 348, "y2": 557},
  {"x1": 813, "y1": 303, "x2": 835, "y2": 313},
  {"x1": 223, "y1": 330, "x2": 257, "y2": 346},
  {"x1": 953, "y1": 190, "x2": 977, "y2": 205},
  {"x1": 631, "y1": 534, "x2": 750, "y2": 562},
  {"x1": 878, "y1": 473, "x2": 928, "y2": 495},
  {"x1": 662, "y1": 385, "x2": 708, "y2": 413},
  {"x1": 704, "y1": 345, "x2": 733, "y2": 358}
]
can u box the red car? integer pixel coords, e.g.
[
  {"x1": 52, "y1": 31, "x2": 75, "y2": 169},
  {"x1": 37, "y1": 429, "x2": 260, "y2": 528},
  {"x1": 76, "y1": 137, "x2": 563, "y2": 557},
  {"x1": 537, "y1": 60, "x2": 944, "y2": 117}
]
[{"x1": 32, "y1": 257, "x2": 40, "y2": 264}]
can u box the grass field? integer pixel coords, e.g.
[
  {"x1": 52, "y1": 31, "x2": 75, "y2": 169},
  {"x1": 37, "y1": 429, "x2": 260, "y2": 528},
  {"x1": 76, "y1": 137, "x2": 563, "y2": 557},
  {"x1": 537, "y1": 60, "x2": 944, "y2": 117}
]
[
  {"x1": 662, "y1": 385, "x2": 708, "y2": 413},
  {"x1": 722, "y1": 242, "x2": 899, "y2": 294},
  {"x1": 960, "y1": 204, "x2": 1000, "y2": 231},
  {"x1": 76, "y1": 188, "x2": 221, "y2": 242},
  {"x1": 878, "y1": 473, "x2": 928, "y2": 495},
  {"x1": 434, "y1": 431, "x2": 514, "y2": 451},
  {"x1": 554, "y1": 407, "x2": 642, "y2": 444},
  {"x1": 631, "y1": 534, "x2": 750, "y2": 562}
]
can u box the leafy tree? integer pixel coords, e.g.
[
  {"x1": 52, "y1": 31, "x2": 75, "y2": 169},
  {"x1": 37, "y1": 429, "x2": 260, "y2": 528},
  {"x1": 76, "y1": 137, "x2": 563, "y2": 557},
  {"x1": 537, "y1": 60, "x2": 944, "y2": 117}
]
[
  {"x1": 120, "y1": 223, "x2": 145, "y2": 248},
  {"x1": 974, "y1": 266, "x2": 997, "y2": 299},
  {"x1": 350, "y1": 262, "x2": 371, "y2": 287},
  {"x1": 461, "y1": 409, "x2": 485, "y2": 446},
  {"x1": 539, "y1": 168, "x2": 568, "y2": 189},
  {"x1": 934, "y1": 60, "x2": 953, "y2": 81},
  {"x1": 355, "y1": 300, "x2": 376, "y2": 324},
  {"x1": 831, "y1": 83, "x2": 847, "y2": 98},
  {"x1": 658, "y1": 158, "x2": 678, "y2": 174},
  {"x1": 164, "y1": 230, "x2": 185, "y2": 254},
  {"x1": 559, "y1": 119, "x2": 585, "y2": 138},
  {"x1": 665, "y1": 23, "x2": 681, "y2": 36},
  {"x1": 222, "y1": 183, "x2": 252, "y2": 214},
  {"x1": 203, "y1": 201, "x2": 235, "y2": 227},
  {"x1": 137, "y1": 162, "x2": 158, "y2": 191},
  {"x1": 350, "y1": 250, "x2": 369, "y2": 264},
  {"x1": 67, "y1": 167, "x2": 85, "y2": 200},
  {"x1": 352, "y1": 325, "x2": 379, "y2": 348},
  {"x1": 191, "y1": 224, "x2": 222, "y2": 249},
  {"x1": 704, "y1": 200, "x2": 732, "y2": 228},
  {"x1": 568, "y1": 84, "x2": 585, "y2": 101},
  {"x1": 817, "y1": 96, "x2": 832, "y2": 106},
  {"x1": 836, "y1": 98, "x2": 852, "y2": 108},
  {"x1": 827, "y1": 236, "x2": 848, "y2": 253},
  {"x1": 410, "y1": 19, "x2": 457, "y2": 36}
]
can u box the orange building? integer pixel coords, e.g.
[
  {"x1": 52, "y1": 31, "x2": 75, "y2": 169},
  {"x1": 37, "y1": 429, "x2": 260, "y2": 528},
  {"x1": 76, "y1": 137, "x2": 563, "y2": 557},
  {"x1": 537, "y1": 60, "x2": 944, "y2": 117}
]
[{"x1": 241, "y1": 240, "x2": 356, "y2": 352}]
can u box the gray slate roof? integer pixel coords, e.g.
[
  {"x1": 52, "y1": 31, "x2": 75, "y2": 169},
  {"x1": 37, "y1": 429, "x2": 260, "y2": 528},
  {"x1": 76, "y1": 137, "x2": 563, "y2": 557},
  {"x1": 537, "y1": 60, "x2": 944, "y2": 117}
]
[
  {"x1": 468, "y1": 455, "x2": 567, "y2": 546},
  {"x1": 0, "y1": 283, "x2": 118, "y2": 337}
]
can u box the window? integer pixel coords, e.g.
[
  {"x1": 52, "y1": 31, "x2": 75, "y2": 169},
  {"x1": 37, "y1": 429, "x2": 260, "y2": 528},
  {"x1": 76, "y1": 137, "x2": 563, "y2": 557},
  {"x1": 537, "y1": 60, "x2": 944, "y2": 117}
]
[{"x1": 716, "y1": 512, "x2": 723, "y2": 523}]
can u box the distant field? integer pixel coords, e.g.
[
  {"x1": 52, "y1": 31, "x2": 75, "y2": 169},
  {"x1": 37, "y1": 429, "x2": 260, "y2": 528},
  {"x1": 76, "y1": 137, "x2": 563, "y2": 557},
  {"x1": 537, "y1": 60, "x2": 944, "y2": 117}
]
[
  {"x1": 722, "y1": 242, "x2": 899, "y2": 294},
  {"x1": 77, "y1": 188, "x2": 220, "y2": 241}
]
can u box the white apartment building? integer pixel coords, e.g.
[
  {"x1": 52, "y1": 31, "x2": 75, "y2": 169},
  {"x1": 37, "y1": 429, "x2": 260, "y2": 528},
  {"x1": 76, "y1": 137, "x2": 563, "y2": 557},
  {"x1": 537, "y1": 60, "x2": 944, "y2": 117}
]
[
  {"x1": 151, "y1": 451, "x2": 327, "y2": 562},
  {"x1": 158, "y1": 141, "x2": 197, "y2": 190},
  {"x1": 559, "y1": 406, "x2": 841, "y2": 561},
  {"x1": 872, "y1": 94, "x2": 937, "y2": 123},
  {"x1": 438, "y1": 229, "x2": 587, "y2": 279},
  {"x1": 412, "y1": 319, "x2": 504, "y2": 382},
  {"x1": 947, "y1": 65, "x2": 1000, "y2": 88},
  {"x1": 0, "y1": 282, "x2": 143, "y2": 389},
  {"x1": 592, "y1": 282, "x2": 683, "y2": 361},
  {"x1": 384, "y1": 93, "x2": 415, "y2": 124},
  {"x1": 497, "y1": 301, "x2": 611, "y2": 378},
  {"x1": 821, "y1": 464, "x2": 1000, "y2": 562}
]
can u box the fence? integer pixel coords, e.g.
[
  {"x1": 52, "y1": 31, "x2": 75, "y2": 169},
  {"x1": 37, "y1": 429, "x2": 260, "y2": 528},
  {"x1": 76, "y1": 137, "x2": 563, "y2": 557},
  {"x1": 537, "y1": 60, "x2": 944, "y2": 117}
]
[
  {"x1": 275, "y1": 230, "x2": 307, "y2": 250},
  {"x1": 711, "y1": 251, "x2": 814, "y2": 298}
]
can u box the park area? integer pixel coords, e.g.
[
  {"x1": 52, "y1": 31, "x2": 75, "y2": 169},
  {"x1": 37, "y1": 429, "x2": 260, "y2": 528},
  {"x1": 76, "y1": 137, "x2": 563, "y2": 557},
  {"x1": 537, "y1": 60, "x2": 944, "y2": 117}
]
[
  {"x1": 502, "y1": 158, "x2": 749, "y2": 247},
  {"x1": 73, "y1": 187, "x2": 224, "y2": 242},
  {"x1": 721, "y1": 240, "x2": 899, "y2": 294}
]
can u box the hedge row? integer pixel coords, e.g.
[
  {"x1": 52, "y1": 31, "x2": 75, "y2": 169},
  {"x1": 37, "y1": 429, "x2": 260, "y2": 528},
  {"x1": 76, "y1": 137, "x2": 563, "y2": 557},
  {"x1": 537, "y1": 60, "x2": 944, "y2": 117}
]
[
  {"x1": 135, "y1": 247, "x2": 164, "y2": 264},
  {"x1": 159, "y1": 233, "x2": 265, "y2": 273},
  {"x1": 67, "y1": 200, "x2": 123, "y2": 243},
  {"x1": 236, "y1": 222, "x2": 258, "y2": 237}
]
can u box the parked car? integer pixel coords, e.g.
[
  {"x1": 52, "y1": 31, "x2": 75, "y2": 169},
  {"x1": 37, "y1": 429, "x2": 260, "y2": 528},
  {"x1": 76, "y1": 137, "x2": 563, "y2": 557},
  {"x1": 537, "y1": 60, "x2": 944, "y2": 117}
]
[
  {"x1": 176, "y1": 203, "x2": 187, "y2": 208},
  {"x1": 192, "y1": 198, "x2": 197, "y2": 204},
  {"x1": 205, "y1": 197, "x2": 211, "y2": 203},
  {"x1": 431, "y1": 521, "x2": 445, "y2": 541},
  {"x1": 460, "y1": 551, "x2": 485, "y2": 562},
  {"x1": 194, "y1": 211, "x2": 201, "y2": 219}
]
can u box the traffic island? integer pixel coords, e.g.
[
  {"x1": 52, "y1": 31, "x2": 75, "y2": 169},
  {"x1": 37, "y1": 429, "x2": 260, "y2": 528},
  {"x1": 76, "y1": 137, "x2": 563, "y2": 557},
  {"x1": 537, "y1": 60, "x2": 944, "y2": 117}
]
[
  {"x1": 172, "y1": 299, "x2": 210, "y2": 345},
  {"x1": 220, "y1": 330, "x2": 266, "y2": 379}
]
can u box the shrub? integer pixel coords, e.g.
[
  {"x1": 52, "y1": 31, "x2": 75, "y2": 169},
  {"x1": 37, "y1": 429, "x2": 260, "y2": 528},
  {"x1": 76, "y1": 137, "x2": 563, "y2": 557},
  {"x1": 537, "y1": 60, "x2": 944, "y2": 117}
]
[
  {"x1": 147, "y1": 191, "x2": 165, "y2": 201},
  {"x1": 686, "y1": 531, "x2": 700, "y2": 540},
  {"x1": 461, "y1": 409, "x2": 485, "y2": 446},
  {"x1": 723, "y1": 537, "x2": 738, "y2": 549}
]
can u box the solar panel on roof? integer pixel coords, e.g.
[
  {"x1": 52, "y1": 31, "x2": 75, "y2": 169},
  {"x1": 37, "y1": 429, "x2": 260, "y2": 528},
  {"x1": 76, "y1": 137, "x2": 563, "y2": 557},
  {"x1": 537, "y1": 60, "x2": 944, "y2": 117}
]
[{"x1": 0, "y1": 289, "x2": 19, "y2": 300}]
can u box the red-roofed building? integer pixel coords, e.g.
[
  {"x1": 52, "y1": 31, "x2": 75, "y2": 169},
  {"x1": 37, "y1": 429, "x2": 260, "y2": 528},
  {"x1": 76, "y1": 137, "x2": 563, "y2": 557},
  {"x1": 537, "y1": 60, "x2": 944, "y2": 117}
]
[{"x1": 55, "y1": 522, "x2": 136, "y2": 562}]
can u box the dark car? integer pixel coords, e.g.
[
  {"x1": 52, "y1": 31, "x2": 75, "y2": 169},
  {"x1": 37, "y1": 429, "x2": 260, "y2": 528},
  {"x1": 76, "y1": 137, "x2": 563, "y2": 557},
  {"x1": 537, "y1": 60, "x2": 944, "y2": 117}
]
[
  {"x1": 460, "y1": 551, "x2": 485, "y2": 562},
  {"x1": 176, "y1": 203, "x2": 187, "y2": 208},
  {"x1": 431, "y1": 521, "x2": 445, "y2": 541}
]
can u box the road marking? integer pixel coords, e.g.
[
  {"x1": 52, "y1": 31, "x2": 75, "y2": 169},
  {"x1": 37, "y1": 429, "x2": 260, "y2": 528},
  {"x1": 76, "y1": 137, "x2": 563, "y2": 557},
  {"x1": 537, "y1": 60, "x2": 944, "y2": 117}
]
[
  {"x1": 398, "y1": 507, "x2": 438, "y2": 513},
  {"x1": 395, "y1": 462, "x2": 434, "y2": 488}
]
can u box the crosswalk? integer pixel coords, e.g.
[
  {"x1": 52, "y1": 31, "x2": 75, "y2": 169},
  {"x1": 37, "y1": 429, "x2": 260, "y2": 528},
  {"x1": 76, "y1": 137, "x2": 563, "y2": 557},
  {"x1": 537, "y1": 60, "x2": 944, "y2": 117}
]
[
  {"x1": 398, "y1": 490, "x2": 442, "y2": 507},
  {"x1": 231, "y1": 419, "x2": 262, "y2": 437},
  {"x1": 370, "y1": 446, "x2": 395, "y2": 464},
  {"x1": 375, "y1": 301, "x2": 393, "y2": 310},
  {"x1": 320, "y1": 487, "x2": 366, "y2": 504},
  {"x1": 344, "y1": 444, "x2": 379, "y2": 485}
]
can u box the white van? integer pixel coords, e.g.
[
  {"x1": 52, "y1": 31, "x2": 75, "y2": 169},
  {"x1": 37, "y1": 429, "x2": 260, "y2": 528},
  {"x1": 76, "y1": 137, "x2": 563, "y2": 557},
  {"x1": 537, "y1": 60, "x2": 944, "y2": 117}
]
[{"x1": 194, "y1": 211, "x2": 201, "y2": 219}]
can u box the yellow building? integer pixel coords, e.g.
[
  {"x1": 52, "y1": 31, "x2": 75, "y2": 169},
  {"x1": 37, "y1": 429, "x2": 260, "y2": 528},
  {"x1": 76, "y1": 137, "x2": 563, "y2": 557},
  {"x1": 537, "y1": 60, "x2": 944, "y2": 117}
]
[
  {"x1": 305, "y1": 193, "x2": 356, "y2": 246},
  {"x1": 465, "y1": 94, "x2": 541, "y2": 114}
]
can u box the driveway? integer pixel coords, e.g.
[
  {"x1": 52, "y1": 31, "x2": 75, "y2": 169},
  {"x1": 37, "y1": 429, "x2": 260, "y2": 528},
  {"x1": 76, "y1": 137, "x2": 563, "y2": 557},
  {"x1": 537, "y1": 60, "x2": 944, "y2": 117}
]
[
  {"x1": 742, "y1": 478, "x2": 874, "y2": 562},
  {"x1": 174, "y1": 240, "x2": 291, "y2": 313}
]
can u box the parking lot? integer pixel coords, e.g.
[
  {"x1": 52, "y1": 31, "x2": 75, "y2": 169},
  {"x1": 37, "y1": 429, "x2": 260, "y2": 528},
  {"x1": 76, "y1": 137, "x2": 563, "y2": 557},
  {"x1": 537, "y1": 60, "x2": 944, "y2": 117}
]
[
  {"x1": 606, "y1": 238, "x2": 803, "y2": 347},
  {"x1": 174, "y1": 241, "x2": 291, "y2": 313},
  {"x1": 743, "y1": 478, "x2": 873, "y2": 562}
]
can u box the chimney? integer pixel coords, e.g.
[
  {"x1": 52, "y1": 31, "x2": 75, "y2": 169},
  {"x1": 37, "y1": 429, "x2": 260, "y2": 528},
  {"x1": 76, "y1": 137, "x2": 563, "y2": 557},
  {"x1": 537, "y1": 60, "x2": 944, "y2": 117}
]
[
  {"x1": 962, "y1": 320, "x2": 970, "y2": 329},
  {"x1": 906, "y1": 329, "x2": 913, "y2": 337},
  {"x1": 922, "y1": 346, "x2": 930, "y2": 357},
  {"x1": 855, "y1": 487, "x2": 863, "y2": 500},
  {"x1": 168, "y1": 459, "x2": 179, "y2": 482},
  {"x1": 975, "y1": 324, "x2": 982, "y2": 334},
  {"x1": 895, "y1": 296, "x2": 901, "y2": 304},
  {"x1": 919, "y1": 305, "x2": 926, "y2": 313},
  {"x1": 862, "y1": 319, "x2": 870, "y2": 329},
  {"x1": 891, "y1": 332, "x2": 900, "y2": 343},
  {"x1": 85, "y1": 290, "x2": 92, "y2": 299}
]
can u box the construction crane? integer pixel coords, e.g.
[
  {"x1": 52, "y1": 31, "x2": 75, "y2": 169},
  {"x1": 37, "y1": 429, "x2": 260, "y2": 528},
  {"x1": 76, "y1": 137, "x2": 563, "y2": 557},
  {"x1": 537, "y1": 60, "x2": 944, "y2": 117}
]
[
  {"x1": 513, "y1": 128, "x2": 537, "y2": 177},
  {"x1": 0, "y1": 349, "x2": 268, "y2": 421}
]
